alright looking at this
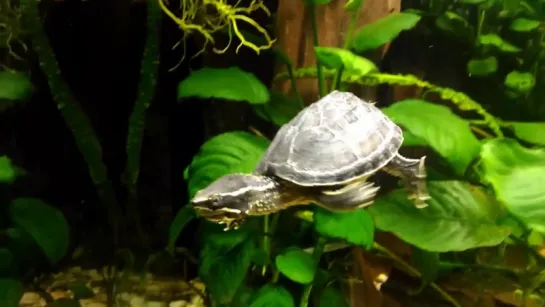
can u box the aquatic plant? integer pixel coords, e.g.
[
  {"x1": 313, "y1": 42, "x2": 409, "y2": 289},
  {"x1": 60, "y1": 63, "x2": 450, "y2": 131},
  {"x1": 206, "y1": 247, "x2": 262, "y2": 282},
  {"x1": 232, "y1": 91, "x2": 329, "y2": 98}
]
[
  {"x1": 412, "y1": 0, "x2": 545, "y2": 121},
  {"x1": 0, "y1": 156, "x2": 70, "y2": 307},
  {"x1": 158, "y1": 0, "x2": 275, "y2": 70},
  {"x1": 0, "y1": 0, "x2": 163, "y2": 305},
  {"x1": 171, "y1": 1, "x2": 545, "y2": 306}
]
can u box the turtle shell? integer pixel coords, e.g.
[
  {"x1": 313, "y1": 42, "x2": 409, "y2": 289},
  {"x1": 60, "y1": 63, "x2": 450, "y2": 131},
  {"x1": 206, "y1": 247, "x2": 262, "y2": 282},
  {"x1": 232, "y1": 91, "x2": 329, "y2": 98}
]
[{"x1": 255, "y1": 91, "x2": 403, "y2": 187}]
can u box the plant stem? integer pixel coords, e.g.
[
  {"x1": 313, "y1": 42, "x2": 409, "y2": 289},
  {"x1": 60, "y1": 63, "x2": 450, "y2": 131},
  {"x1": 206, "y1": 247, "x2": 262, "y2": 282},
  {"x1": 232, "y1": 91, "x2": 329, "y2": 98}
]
[
  {"x1": 309, "y1": 4, "x2": 326, "y2": 97},
  {"x1": 373, "y1": 242, "x2": 462, "y2": 307},
  {"x1": 299, "y1": 236, "x2": 326, "y2": 307},
  {"x1": 439, "y1": 261, "x2": 519, "y2": 275},
  {"x1": 286, "y1": 63, "x2": 305, "y2": 108},
  {"x1": 20, "y1": 0, "x2": 122, "y2": 244},
  {"x1": 331, "y1": 8, "x2": 361, "y2": 92},
  {"x1": 124, "y1": 0, "x2": 162, "y2": 247}
]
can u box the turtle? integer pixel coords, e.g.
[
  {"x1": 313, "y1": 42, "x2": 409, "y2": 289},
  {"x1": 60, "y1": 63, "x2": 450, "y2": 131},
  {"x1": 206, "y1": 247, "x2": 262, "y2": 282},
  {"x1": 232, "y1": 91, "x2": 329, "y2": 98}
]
[{"x1": 191, "y1": 90, "x2": 431, "y2": 230}]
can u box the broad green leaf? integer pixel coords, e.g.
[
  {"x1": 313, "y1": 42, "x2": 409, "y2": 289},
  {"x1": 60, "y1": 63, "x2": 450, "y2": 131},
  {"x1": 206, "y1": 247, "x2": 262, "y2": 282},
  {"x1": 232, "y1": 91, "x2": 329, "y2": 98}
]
[
  {"x1": 507, "y1": 122, "x2": 545, "y2": 146},
  {"x1": 253, "y1": 92, "x2": 302, "y2": 127},
  {"x1": 504, "y1": 71, "x2": 535, "y2": 93},
  {"x1": 168, "y1": 205, "x2": 196, "y2": 253},
  {"x1": 0, "y1": 278, "x2": 23, "y2": 307},
  {"x1": 382, "y1": 99, "x2": 481, "y2": 175},
  {"x1": 478, "y1": 34, "x2": 521, "y2": 53},
  {"x1": 177, "y1": 67, "x2": 270, "y2": 104},
  {"x1": 314, "y1": 207, "x2": 374, "y2": 249},
  {"x1": 352, "y1": 12, "x2": 422, "y2": 52},
  {"x1": 467, "y1": 57, "x2": 497, "y2": 76},
  {"x1": 477, "y1": 139, "x2": 545, "y2": 232},
  {"x1": 368, "y1": 181, "x2": 512, "y2": 252},
  {"x1": 314, "y1": 47, "x2": 378, "y2": 78},
  {"x1": 275, "y1": 247, "x2": 316, "y2": 284},
  {"x1": 318, "y1": 287, "x2": 349, "y2": 307},
  {"x1": 184, "y1": 131, "x2": 270, "y2": 199},
  {"x1": 0, "y1": 156, "x2": 23, "y2": 183},
  {"x1": 250, "y1": 284, "x2": 295, "y2": 307},
  {"x1": 412, "y1": 247, "x2": 439, "y2": 285},
  {"x1": 0, "y1": 70, "x2": 32, "y2": 101},
  {"x1": 345, "y1": 0, "x2": 364, "y2": 12},
  {"x1": 8, "y1": 198, "x2": 70, "y2": 264},
  {"x1": 510, "y1": 18, "x2": 540, "y2": 32},
  {"x1": 199, "y1": 230, "x2": 255, "y2": 304}
]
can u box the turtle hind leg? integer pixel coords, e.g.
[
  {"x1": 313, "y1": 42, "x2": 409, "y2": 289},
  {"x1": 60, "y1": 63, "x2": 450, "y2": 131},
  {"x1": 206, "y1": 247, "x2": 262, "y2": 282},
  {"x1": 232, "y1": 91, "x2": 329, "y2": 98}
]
[
  {"x1": 384, "y1": 153, "x2": 431, "y2": 209},
  {"x1": 313, "y1": 180, "x2": 380, "y2": 211}
]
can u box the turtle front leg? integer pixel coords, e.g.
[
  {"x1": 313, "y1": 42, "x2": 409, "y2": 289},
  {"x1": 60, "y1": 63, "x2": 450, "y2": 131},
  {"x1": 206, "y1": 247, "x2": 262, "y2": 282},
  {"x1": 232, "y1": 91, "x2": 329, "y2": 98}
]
[
  {"x1": 314, "y1": 180, "x2": 380, "y2": 211},
  {"x1": 384, "y1": 153, "x2": 431, "y2": 209}
]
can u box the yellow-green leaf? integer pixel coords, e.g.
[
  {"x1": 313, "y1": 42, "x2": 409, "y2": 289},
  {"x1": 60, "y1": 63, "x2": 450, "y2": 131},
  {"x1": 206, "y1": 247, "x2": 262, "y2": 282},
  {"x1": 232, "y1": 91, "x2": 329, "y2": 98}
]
[
  {"x1": 510, "y1": 18, "x2": 541, "y2": 32},
  {"x1": 478, "y1": 34, "x2": 521, "y2": 53}
]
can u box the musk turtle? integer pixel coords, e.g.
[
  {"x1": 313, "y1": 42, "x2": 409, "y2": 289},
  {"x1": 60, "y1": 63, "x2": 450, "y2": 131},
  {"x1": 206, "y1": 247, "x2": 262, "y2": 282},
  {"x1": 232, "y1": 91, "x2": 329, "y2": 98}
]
[{"x1": 192, "y1": 91, "x2": 431, "y2": 230}]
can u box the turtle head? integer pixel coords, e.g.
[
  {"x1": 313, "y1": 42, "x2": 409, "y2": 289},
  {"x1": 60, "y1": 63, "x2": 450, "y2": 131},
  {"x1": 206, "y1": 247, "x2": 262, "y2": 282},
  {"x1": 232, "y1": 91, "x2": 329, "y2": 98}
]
[{"x1": 191, "y1": 173, "x2": 279, "y2": 230}]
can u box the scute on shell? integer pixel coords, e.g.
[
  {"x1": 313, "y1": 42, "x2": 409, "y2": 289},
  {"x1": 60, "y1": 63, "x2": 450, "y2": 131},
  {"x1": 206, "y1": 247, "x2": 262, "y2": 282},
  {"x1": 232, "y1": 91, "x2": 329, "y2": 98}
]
[{"x1": 256, "y1": 91, "x2": 403, "y2": 187}]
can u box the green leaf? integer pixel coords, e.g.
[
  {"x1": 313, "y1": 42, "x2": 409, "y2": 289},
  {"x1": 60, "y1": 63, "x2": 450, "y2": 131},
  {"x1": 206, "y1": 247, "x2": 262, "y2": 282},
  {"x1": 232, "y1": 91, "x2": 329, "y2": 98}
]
[
  {"x1": 0, "y1": 70, "x2": 33, "y2": 101},
  {"x1": 0, "y1": 156, "x2": 23, "y2": 183},
  {"x1": 467, "y1": 57, "x2": 497, "y2": 76},
  {"x1": 459, "y1": 0, "x2": 488, "y2": 3},
  {"x1": 477, "y1": 139, "x2": 545, "y2": 232},
  {"x1": 345, "y1": 0, "x2": 364, "y2": 12},
  {"x1": 412, "y1": 247, "x2": 439, "y2": 285},
  {"x1": 508, "y1": 122, "x2": 545, "y2": 146},
  {"x1": 168, "y1": 205, "x2": 196, "y2": 253},
  {"x1": 510, "y1": 18, "x2": 541, "y2": 32},
  {"x1": 275, "y1": 247, "x2": 317, "y2": 284},
  {"x1": 368, "y1": 181, "x2": 512, "y2": 252},
  {"x1": 199, "y1": 230, "x2": 256, "y2": 304},
  {"x1": 435, "y1": 12, "x2": 472, "y2": 38},
  {"x1": 382, "y1": 99, "x2": 481, "y2": 175},
  {"x1": 504, "y1": 71, "x2": 535, "y2": 93},
  {"x1": 0, "y1": 278, "x2": 23, "y2": 307},
  {"x1": 478, "y1": 34, "x2": 521, "y2": 53},
  {"x1": 48, "y1": 298, "x2": 81, "y2": 307},
  {"x1": 352, "y1": 12, "x2": 421, "y2": 52},
  {"x1": 0, "y1": 278, "x2": 24, "y2": 307},
  {"x1": 67, "y1": 281, "x2": 95, "y2": 300},
  {"x1": 0, "y1": 248, "x2": 13, "y2": 272},
  {"x1": 8, "y1": 198, "x2": 70, "y2": 264},
  {"x1": 314, "y1": 47, "x2": 378, "y2": 78},
  {"x1": 253, "y1": 92, "x2": 302, "y2": 127},
  {"x1": 177, "y1": 67, "x2": 270, "y2": 104},
  {"x1": 249, "y1": 284, "x2": 295, "y2": 307},
  {"x1": 318, "y1": 287, "x2": 349, "y2": 307},
  {"x1": 184, "y1": 131, "x2": 270, "y2": 199},
  {"x1": 304, "y1": 0, "x2": 332, "y2": 5},
  {"x1": 314, "y1": 207, "x2": 374, "y2": 249}
]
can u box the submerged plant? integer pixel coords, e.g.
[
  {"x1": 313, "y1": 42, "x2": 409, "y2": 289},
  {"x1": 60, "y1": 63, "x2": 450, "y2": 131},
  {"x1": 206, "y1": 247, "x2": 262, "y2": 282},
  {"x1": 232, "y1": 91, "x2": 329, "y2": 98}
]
[
  {"x1": 158, "y1": 0, "x2": 275, "y2": 70},
  {"x1": 170, "y1": 0, "x2": 545, "y2": 306}
]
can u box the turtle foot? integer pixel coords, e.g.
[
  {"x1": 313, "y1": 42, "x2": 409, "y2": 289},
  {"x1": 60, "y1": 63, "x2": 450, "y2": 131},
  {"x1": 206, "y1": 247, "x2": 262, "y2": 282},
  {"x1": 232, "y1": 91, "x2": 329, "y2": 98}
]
[{"x1": 385, "y1": 154, "x2": 431, "y2": 209}]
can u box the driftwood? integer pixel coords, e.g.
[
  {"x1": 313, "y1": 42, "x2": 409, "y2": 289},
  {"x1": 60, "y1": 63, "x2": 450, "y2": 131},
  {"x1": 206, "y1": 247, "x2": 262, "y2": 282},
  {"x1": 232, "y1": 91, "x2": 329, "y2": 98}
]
[{"x1": 272, "y1": 0, "x2": 401, "y2": 104}]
